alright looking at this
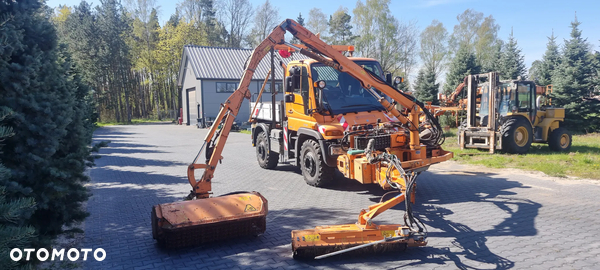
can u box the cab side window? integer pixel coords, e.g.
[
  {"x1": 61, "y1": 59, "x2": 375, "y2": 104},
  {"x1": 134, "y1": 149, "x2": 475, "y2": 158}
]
[
  {"x1": 289, "y1": 66, "x2": 309, "y2": 95},
  {"x1": 300, "y1": 67, "x2": 309, "y2": 97},
  {"x1": 517, "y1": 83, "x2": 531, "y2": 111}
]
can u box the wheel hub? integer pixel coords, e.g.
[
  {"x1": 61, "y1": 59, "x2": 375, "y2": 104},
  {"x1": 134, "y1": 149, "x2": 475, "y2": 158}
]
[
  {"x1": 515, "y1": 126, "x2": 528, "y2": 147},
  {"x1": 560, "y1": 134, "x2": 569, "y2": 148},
  {"x1": 258, "y1": 145, "x2": 265, "y2": 160},
  {"x1": 304, "y1": 155, "x2": 316, "y2": 177}
]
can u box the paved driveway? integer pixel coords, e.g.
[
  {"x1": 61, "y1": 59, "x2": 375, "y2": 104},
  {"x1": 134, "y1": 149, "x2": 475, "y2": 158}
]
[{"x1": 84, "y1": 123, "x2": 600, "y2": 269}]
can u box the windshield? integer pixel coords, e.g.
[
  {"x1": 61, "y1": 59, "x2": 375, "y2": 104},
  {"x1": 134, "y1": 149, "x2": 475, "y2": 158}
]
[{"x1": 311, "y1": 61, "x2": 386, "y2": 114}]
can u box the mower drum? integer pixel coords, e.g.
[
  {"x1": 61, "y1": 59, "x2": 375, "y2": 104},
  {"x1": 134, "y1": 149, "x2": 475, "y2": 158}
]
[
  {"x1": 291, "y1": 223, "x2": 425, "y2": 259},
  {"x1": 152, "y1": 192, "x2": 267, "y2": 248}
]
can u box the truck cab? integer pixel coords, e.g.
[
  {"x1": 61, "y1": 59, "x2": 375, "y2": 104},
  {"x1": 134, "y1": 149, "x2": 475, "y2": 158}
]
[{"x1": 251, "y1": 56, "x2": 451, "y2": 187}]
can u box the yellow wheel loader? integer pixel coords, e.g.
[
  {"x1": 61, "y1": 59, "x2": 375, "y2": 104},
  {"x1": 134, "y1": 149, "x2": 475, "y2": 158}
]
[
  {"x1": 151, "y1": 19, "x2": 453, "y2": 259},
  {"x1": 458, "y1": 72, "x2": 572, "y2": 154}
]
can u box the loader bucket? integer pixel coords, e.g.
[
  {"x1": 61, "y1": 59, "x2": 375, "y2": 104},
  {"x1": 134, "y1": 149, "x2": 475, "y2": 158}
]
[
  {"x1": 152, "y1": 192, "x2": 267, "y2": 248},
  {"x1": 291, "y1": 224, "x2": 425, "y2": 259}
]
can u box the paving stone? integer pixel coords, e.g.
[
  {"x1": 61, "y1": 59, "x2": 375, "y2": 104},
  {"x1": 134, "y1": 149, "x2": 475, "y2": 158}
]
[{"x1": 83, "y1": 124, "x2": 600, "y2": 269}]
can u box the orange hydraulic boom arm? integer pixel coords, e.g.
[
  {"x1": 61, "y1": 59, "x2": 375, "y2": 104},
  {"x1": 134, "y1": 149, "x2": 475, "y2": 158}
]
[
  {"x1": 154, "y1": 18, "x2": 453, "y2": 257},
  {"x1": 188, "y1": 20, "x2": 444, "y2": 198}
]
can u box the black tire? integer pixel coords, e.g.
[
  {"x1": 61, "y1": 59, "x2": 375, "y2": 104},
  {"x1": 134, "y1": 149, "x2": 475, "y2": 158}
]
[
  {"x1": 300, "y1": 140, "x2": 335, "y2": 187},
  {"x1": 256, "y1": 131, "x2": 278, "y2": 169},
  {"x1": 457, "y1": 119, "x2": 467, "y2": 144},
  {"x1": 501, "y1": 117, "x2": 533, "y2": 154},
  {"x1": 548, "y1": 127, "x2": 572, "y2": 152}
]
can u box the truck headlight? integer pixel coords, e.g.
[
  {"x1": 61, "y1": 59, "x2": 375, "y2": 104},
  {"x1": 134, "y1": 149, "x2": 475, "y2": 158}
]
[{"x1": 329, "y1": 144, "x2": 345, "y2": 155}]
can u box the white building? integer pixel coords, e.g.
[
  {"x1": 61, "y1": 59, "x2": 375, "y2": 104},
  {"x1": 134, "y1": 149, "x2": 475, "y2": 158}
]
[{"x1": 177, "y1": 45, "x2": 306, "y2": 127}]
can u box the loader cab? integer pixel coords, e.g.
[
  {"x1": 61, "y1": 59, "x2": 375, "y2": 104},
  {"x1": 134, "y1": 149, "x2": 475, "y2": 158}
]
[{"x1": 498, "y1": 80, "x2": 536, "y2": 123}]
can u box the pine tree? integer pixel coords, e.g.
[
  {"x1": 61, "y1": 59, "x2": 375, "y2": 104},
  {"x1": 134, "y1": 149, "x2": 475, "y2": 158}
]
[
  {"x1": 168, "y1": 9, "x2": 180, "y2": 27},
  {"x1": 536, "y1": 32, "x2": 561, "y2": 86},
  {"x1": 552, "y1": 17, "x2": 600, "y2": 131},
  {"x1": 63, "y1": 1, "x2": 99, "y2": 89},
  {"x1": 328, "y1": 7, "x2": 355, "y2": 45},
  {"x1": 200, "y1": 0, "x2": 225, "y2": 46},
  {"x1": 499, "y1": 29, "x2": 526, "y2": 80},
  {"x1": 297, "y1": 12, "x2": 304, "y2": 26},
  {"x1": 443, "y1": 45, "x2": 480, "y2": 95},
  {"x1": 0, "y1": 0, "x2": 94, "y2": 247},
  {"x1": 413, "y1": 67, "x2": 439, "y2": 104},
  {"x1": 96, "y1": 0, "x2": 136, "y2": 122}
]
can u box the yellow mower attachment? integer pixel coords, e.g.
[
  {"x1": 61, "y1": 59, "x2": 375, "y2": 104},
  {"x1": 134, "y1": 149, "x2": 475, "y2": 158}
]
[
  {"x1": 292, "y1": 223, "x2": 425, "y2": 259},
  {"x1": 291, "y1": 191, "x2": 426, "y2": 259}
]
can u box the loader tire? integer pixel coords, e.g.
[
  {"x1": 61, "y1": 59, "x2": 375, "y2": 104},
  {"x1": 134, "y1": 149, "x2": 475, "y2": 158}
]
[
  {"x1": 256, "y1": 131, "x2": 279, "y2": 169},
  {"x1": 548, "y1": 127, "x2": 572, "y2": 152},
  {"x1": 300, "y1": 140, "x2": 334, "y2": 187},
  {"x1": 501, "y1": 117, "x2": 532, "y2": 154},
  {"x1": 457, "y1": 119, "x2": 467, "y2": 144}
]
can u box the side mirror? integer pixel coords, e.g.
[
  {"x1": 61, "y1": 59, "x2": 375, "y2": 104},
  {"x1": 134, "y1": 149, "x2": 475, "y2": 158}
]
[
  {"x1": 285, "y1": 76, "x2": 294, "y2": 92},
  {"x1": 393, "y1": 76, "x2": 403, "y2": 89},
  {"x1": 385, "y1": 72, "x2": 392, "y2": 84},
  {"x1": 286, "y1": 66, "x2": 302, "y2": 93},
  {"x1": 284, "y1": 93, "x2": 295, "y2": 103},
  {"x1": 312, "y1": 80, "x2": 326, "y2": 110}
]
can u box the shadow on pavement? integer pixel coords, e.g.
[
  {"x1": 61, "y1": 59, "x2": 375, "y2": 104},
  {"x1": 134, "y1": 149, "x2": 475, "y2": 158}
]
[{"x1": 85, "y1": 126, "x2": 541, "y2": 270}]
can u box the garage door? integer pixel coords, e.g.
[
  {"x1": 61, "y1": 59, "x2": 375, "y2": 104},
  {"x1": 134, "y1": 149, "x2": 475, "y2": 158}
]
[{"x1": 187, "y1": 88, "x2": 197, "y2": 125}]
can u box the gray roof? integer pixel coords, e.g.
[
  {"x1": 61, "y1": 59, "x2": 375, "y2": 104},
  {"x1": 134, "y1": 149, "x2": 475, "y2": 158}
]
[{"x1": 178, "y1": 45, "x2": 308, "y2": 85}]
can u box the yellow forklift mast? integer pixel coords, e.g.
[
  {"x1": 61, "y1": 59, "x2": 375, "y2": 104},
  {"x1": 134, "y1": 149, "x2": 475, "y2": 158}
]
[{"x1": 457, "y1": 72, "x2": 572, "y2": 154}]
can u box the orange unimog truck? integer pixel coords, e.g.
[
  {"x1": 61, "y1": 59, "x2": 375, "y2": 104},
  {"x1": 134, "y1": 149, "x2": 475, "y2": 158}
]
[
  {"x1": 250, "y1": 50, "x2": 452, "y2": 189},
  {"x1": 153, "y1": 19, "x2": 453, "y2": 259}
]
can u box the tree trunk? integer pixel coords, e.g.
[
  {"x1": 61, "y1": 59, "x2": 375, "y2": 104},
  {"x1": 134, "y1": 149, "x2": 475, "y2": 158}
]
[
  {"x1": 139, "y1": 71, "x2": 146, "y2": 118},
  {"x1": 150, "y1": 71, "x2": 160, "y2": 120},
  {"x1": 121, "y1": 63, "x2": 131, "y2": 123}
]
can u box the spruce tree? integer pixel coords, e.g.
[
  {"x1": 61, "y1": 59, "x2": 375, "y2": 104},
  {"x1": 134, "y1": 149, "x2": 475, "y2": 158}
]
[
  {"x1": 297, "y1": 12, "x2": 304, "y2": 26},
  {"x1": 443, "y1": 45, "x2": 480, "y2": 95},
  {"x1": 0, "y1": 0, "x2": 94, "y2": 247},
  {"x1": 0, "y1": 111, "x2": 37, "y2": 270},
  {"x1": 536, "y1": 32, "x2": 561, "y2": 86},
  {"x1": 499, "y1": 29, "x2": 526, "y2": 80},
  {"x1": 413, "y1": 67, "x2": 439, "y2": 104},
  {"x1": 396, "y1": 75, "x2": 410, "y2": 92},
  {"x1": 552, "y1": 17, "x2": 600, "y2": 131}
]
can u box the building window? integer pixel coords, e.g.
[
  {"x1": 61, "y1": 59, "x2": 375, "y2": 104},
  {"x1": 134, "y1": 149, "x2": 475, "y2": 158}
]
[
  {"x1": 262, "y1": 82, "x2": 283, "y2": 93},
  {"x1": 216, "y1": 82, "x2": 238, "y2": 93}
]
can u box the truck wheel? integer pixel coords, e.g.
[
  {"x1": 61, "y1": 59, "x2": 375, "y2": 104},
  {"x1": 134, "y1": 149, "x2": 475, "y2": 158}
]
[
  {"x1": 256, "y1": 131, "x2": 278, "y2": 169},
  {"x1": 300, "y1": 140, "x2": 334, "y2": 187},
  {"x1": 548, "y1": 127, "x2": 572, "y2": 152},
  {"x1": 501, "y1": 117, "x2": 533, "y2": 154}
]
